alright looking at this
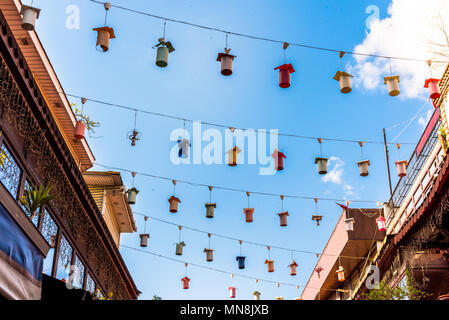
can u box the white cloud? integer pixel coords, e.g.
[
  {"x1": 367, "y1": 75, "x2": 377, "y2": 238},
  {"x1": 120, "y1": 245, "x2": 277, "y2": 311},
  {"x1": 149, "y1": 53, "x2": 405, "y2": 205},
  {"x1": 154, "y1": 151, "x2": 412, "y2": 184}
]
[
  {"x1": 343, "y1": 184, "x2": 355, "y2": 196},
  {"x1": 322, "y1": 156, "x2": 344, "y2": 184},
  {"x1": 349, "y1": 0, "x2": 449, "y2": 99}
]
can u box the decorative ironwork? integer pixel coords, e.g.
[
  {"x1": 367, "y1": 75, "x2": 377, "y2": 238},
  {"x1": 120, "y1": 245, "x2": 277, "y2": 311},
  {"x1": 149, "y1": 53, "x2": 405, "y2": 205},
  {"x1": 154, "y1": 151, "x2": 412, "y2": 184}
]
[
  {"x1": 0, "y1": 55, "x2": 130, "y2": 299},
  {"x1": 73, "y1": 255, "x2": 85, "y2": 289},
  {"x1": 41, "y1": 209, "x2": 58, "y2": 245},
  {"x1": 0, "y1": 143, "x2": 21, "y2": 199},
  {"x1": 86, "y1": 273, "x2": 96, "y2": 294}
]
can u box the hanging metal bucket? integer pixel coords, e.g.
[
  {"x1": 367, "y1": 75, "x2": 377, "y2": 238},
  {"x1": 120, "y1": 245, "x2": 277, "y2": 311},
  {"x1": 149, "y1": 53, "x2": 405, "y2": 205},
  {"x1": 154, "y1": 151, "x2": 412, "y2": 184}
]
[
  {"x1": 156, "y1": 46, "x2": 169, "y2": 67},
  {"x1": 93, "y1": 27, "x2": 115, "y2": 52},
  {"x1": 384, "y1": 76, "x2": 400, "y2": 96},
  {"x1": 20, "y1": 5, "x2": 40, "y2": 31},
  {"x1": 139, "y1": 234, "x2": 149, "y2": 247},
  {"x1": 205, "y1": 203, "x2": 216, "y2": 218},
  {"x1": 204, "y1": 249, "x2": 214, "y2": 262},
  {"x1": 236, "y1": 256, "x2": 246, "y2": 269},
  {"x1": 265, "y1": 260, "x2": 274, "y2": 272},
  {"x1": 396, "y1": 160, "x2": 407, "y2": 177},
  {"x1": 315, "y1": 157, "x2": 328, "y2": 175}
]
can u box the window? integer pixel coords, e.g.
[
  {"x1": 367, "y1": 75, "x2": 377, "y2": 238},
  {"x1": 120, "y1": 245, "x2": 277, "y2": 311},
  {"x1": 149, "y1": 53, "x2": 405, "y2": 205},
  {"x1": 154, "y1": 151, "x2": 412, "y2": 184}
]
[
  {"x1": 0, "y1": 143, "x2": 22, "y2": 199},
  {"x1": 21, "y1": 179, "x2": 39, "y2": 227},
  {"x1": 41, "y1": 210, "x2": 58, "y2": 276},
  {"x1": 72, "y1": 255, "x2": 85, "y2": 289},
  {"x1": 56, "y1": 235, "x2": 73, "y2": 281},
  {"x1": 85, "y1": 273, "x2": 96, "y2": 294}
]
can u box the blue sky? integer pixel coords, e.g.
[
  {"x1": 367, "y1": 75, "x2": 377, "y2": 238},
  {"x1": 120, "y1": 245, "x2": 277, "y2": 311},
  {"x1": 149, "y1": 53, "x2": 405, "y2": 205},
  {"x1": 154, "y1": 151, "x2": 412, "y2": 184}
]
[{"x1": 32, "y1": 0, "x2": 435, "y2": 299}]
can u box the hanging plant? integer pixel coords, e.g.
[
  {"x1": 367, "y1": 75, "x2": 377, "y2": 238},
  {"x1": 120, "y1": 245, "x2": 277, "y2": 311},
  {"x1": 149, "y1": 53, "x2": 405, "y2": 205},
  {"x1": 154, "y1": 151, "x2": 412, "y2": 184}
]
[
  {"x1": 20, "y1": 4, "x2": 41, "y2": 31},
  {"x1": 71, "y1": 104, "x2": 100, "y2": 140},
  {"x1": 20, "y1": 183, "x2": 55, "y2": 220}
]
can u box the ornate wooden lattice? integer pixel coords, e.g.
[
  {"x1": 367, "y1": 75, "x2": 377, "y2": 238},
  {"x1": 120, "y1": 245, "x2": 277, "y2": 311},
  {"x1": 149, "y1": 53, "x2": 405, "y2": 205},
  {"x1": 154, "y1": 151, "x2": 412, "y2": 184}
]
[{"x1": 0, "y1": 55, "x2": 130, "y2": 299}]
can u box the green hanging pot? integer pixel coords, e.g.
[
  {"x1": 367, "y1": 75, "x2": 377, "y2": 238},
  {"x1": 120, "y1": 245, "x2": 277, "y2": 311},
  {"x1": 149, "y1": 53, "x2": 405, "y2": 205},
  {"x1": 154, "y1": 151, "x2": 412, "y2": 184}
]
[
  {"x1": 156, "y1": 46, "x2": 169, "y2": 68},
  {"x1": 176, "y1": 242, "x2": 186, "y2": 255},
  {"x1": 127, "y1": 187, "x2": 139, "y2": 205},
  {"x1": 314, "y1": 157, "x2": 328, "y2": 175}
]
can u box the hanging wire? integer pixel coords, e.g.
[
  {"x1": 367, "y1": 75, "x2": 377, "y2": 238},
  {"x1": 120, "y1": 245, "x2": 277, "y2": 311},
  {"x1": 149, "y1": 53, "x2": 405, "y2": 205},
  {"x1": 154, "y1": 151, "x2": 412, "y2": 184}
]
[
  {"x1": 87, "y1": 0, "x2": 446, "y2": 64},
  {"x1": 121, "y1": 245, "x2": 348, "y2": 293},
  {"x1": 133, "y1": 211, "x2": 371, "y2": 260},
  {"x1": 94, "y1": 162, "x2": 380, "y2": 203},
  {"x1": 64, "y1": 92, "x2": 416, "y2": 145},
  {"x1": 143, "y1": 216, "x2": 148, "y2": 233}
]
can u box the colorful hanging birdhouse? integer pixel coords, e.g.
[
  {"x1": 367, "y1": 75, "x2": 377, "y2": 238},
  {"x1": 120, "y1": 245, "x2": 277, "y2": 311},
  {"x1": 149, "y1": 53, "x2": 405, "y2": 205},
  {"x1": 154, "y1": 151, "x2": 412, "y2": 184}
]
[
  {"x1": 336, "y1": 266, "x2": 345, "y2": 282},
  {"x1": 178, "y1": 138, "x2": 191, "y2": 158},
  {"x1": 228, "y1": 286, "x2": 237, "y2": 299},
  {"x1": 20, "y1": 5, "x2": 41, "y2": 31},
  {"x1": 289, "y1": 260, "x2": 298, "y2": 276},
  {"x1": 265, "y1": 259, "x2": 275, "y2": 273},
  {"x1": 333, "y1": 71, "x2": 353, "y2": 94},
  {"x1": 226, "y1": 146, "x2": 241, "y2": 167},
  {"x1": 277, "y1": 211, "x2": 289, "y2": 227},
  {"x1": 376, "y1": 216, "x2": 386, "y2": 232},
  {"x1": 357, "y1": 160, "x2": 370, "y2": 177},
  {"x1": 274, "y1": 64, "x2": 295, "y2": 88},
  {"x1": 424, "y1": 78, "x2": 441, "y2": 99},
  {"x1": 217, "y1": 48, "x2": 236, "y2": 76},
  {"x1": 139, "y1": 233, "x2": 149, "y2": 247},
  {"x1": 154, "y1": 38, "x2": 175, "y2": 68},
  {"x1": 253, "y1": 291, "x2": 261, "y2": 300},
  {"x1": 243, "y1": 208, "x2": 254, "y2": 223},
  {"x1": 271, "y1": 149, "x2": 286, "y2": 171},
  {"x1": 236, "y1": 256, "x2": 246, "y2": 269},
  {"x1": 176, "y1": 241, "x2": 186, "y2": 255},
  {"x1": 168, "y1": 195, "x2": 181, "y2": 213},
  {"x1": 312, "y1": 215, "x2": 323, "y2": 226},
  {"x1": 384, "y1": 75, "x2": 400, "y2": 96},
  {"x1": 74, "y1": 121, "x2": 86, "y2": 140},
  {"x1": 205, "y1": 203, "x2": 216, "y2": 218},
  {"x1": 127, "y1": 187, "x2": 139, "y2": 205},
  {"x1": 395, "y1": 160, "x2": 407, "y2": 177},
  {"x1": 181, "y1": 277, "x2": 190, "y2": 289},
  {"x1": 93, "y1": 27, "x2": 115, "y2": 52},
  {"x1": 204, "y1": 248, "x2": 214, "y2": 262},
  {"x1": 345, "y1": 218, "x2": 355, "y2": 231},
  {"x1": 315, "y1": 157, "x2": 328, "y2": 175}
]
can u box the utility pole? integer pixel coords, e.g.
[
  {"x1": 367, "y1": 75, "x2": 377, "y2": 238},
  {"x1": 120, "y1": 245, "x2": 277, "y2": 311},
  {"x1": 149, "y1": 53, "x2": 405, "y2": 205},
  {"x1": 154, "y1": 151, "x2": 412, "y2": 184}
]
[{"x1": 383, "y1": 128, "x2": 393, "y2": 200}]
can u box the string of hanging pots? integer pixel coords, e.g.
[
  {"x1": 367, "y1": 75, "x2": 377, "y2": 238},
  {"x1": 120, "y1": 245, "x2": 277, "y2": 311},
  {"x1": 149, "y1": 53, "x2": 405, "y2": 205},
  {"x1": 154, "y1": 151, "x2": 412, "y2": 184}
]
[
  {"x1": 65, "y1": 93, "x2": 417, "y2": 147},
  {"x1": 121, "y1": 244, "x2": 357, "y2": 296},
  {"x1": 87, "y1": 2, "x2": 445, "y2": 98},
  {"x1": 133, "y1": 212, "x2": 375, "y2": 261}
]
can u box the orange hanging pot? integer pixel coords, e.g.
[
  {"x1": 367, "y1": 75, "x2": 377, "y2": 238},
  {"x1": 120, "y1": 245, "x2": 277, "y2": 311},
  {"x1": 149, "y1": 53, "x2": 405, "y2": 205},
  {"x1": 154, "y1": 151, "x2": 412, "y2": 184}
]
[
  {"x1": 274, "y1": 64, "x2": 295, "y2": 88},
  {"x1": 204, "y1": 248, "x2": 214, "y2": 262},
  {"x1": 265, "y1": 259, "x2": 275, "y2": 272},
  {"x1": 277, "y1": 211, "x2": 289, "y2": 227},
  {"x1": 289, "y1": 260, "x2": 298, "y2": 276},
  {"x1": 168, "y1": 195, "x2": 181, "y2": 213},
  {"x1": 217, "y1": 50, "x2": 236, "y2": 76},
  {"x1": 243, "y1": 208, "x2": 254, "y2": 223},
  {"x1": 93, "y1": 26, "x2": 115, "y2": 52},
  {"x1": 74, "y1": 121, "x2": 86, "y2": 140}
]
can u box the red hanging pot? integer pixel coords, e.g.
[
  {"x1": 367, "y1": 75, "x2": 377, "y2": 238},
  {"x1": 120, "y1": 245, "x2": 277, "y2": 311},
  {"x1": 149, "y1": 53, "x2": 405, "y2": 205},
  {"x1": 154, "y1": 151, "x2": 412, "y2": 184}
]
[
  {"x1": 424, "y1": 78, "x2": 441, "y2": 99},
  {"x1": 243, "y1": 208, "x2": 254, "y2": 223},
  {"x1": 376, "y1": 216, "x2": 386, "y2": 232},
  {"x1": 274, "y1": 64, "x2": 295, "y2": 88},
  {"x1": 229, "y1": 286, "x2": 236, "y2": 298},
  {"x1": 181, "y1": 277, "x2": 190, "y2": 289},
  {"x1": 278, "y1": 211, "x2": 289, "y2": 227},
  {"x1": 289, "y1": 261, "x2": 298, "y2": 276},
  {"x1": 217, "y1": 51, "x2": 236, "y2": 76},
  {"x1": 271, "y1": 150, "x2": 286, "y2": 171},
  {"x1": 168, "y1": 196, "x2": 181, "y2": 213},
  {"x1": 74, "y1": 121, "x2": 86, "y2": 140}
]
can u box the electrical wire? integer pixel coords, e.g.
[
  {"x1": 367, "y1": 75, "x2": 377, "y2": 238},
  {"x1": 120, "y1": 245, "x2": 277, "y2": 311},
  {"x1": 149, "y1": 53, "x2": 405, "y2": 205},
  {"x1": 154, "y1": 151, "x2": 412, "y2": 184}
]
[
  {"x1": 88, "y1": 0, "x2": 447, "y2": 64},
  {"x1": 65, "y1": 92, "x2": 417, "y2": 146},
  {"x1": 94, "y1": 162, "x2": 381, "y2": 203},
  {"x1": 120, "y1": 245, "x2": 350, "y2": 293},
  {"x1": 132, "y1": 212, "x2": 373, "y2": 261}
]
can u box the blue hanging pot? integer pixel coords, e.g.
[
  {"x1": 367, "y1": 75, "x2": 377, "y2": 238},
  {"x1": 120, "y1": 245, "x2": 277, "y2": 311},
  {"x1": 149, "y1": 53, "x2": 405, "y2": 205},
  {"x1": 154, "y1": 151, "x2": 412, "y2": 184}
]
[{"x1": 236, "y1": 256, "x2": 246, "y2": 269}]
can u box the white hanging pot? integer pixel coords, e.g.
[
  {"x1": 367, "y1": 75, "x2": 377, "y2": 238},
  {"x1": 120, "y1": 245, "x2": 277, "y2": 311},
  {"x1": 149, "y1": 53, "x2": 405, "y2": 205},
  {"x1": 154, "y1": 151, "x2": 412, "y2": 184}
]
[
  {"x1": 139, "y1": 234, "x2": 149, "y2": 247},
  {"x1": 345, "y1": 218, "x2": 355, "y2": 231},
  {"x1": 384, "y1": 76, "x2": 400, "y2": 96},
  {"x1": 357, "y1": 160, "x2": 370, "y2": 177},
  {"x1": 20, "y1": 5, "x2": 41, "y2": 31},
  {"x1": 333, "y1": 71, "x2": 353, "y2": 94}
]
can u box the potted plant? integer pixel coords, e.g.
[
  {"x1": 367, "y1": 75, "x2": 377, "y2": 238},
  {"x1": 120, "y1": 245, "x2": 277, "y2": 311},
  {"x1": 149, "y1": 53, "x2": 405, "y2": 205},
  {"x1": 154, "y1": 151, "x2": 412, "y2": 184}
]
[
  {"x1": 72, "y1": 105, "x2": 99, "y2": 140},
  {"x1": 20, "y1": 183, "x2": 55, "y2": 220},
  {"x1": 333, "y1": 71, "x2": 353, "y2": 94},
  {"x1": 154, "y1": 38, "x2": 175, "y2": 68},
  {"x1": 20, "y1": 5, "x2": 41, "y2": 31},
  {"x1": 217, "y1": 48, "x2": 236, "y2": 76},
  {"x1": 127, "y1": 187, "x2": 139, "y2": 205},
  {"x1": 384, "y1": 75, "x2": 400, "y2": 96}
]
